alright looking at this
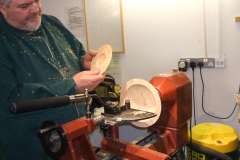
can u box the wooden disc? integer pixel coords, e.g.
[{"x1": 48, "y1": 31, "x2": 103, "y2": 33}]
[
  {"x1": 91, "y1": 44, "x2": 112, "y2": 75},
  {"x1": 120, "y1": 79, "x2": 161, "y2": 128}
]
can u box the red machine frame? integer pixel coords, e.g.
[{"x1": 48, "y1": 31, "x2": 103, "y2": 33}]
[{"x1": 58, "y1": 72, "x2": 192, "y2": 160}]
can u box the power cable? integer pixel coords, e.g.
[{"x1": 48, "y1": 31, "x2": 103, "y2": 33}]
[
  {"x1": 198, "y1": 63, "x2": 237, "y2": 119},
  {"x1": 190, "y1": 61, "x2": 197, "y2": 126}
]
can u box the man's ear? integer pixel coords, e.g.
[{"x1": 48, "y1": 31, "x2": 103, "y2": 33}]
[
  {"x1": 0, "y1": 4, "x2": 6, "y2": 15},
  {"x1": 0, "y1": 4, "x2": 3, "y2": 11}
]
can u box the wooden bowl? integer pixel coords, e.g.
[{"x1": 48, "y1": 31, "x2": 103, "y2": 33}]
[
  {"x1": 91, "y1": 44, "x2": 112, "y2": 75},
  {"x1": 120, "y1": 78, "x2": 161, "y2": 128}
]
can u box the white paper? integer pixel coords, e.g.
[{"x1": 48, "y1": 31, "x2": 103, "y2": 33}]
[
  {"x1": 106, "y1": 54, "x2": 121, "y2": 74},
  {"x1": 65, "y1": 6, "x2": 85, "y2": 37}
]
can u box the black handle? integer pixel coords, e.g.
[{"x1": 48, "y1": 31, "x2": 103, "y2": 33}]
[{"x1": 10, "y1": 95, "x2": 70, "y2": 114}]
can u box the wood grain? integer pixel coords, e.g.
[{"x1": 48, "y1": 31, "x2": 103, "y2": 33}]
[
  {"x1": 91, "y1": 44, "x2": 112, "y2": 75},
  {"x1": 120, "y1": 79, "x2": 161, "y2": 128}
]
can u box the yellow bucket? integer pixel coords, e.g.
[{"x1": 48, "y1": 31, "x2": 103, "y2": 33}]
[{"x1": 187, "y1": 122, "x2": 239, "y2": 160}]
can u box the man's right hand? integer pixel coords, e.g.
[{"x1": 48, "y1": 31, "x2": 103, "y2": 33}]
[{"x1": 73, "y1": 68, "x2": 105, "y2": 93}]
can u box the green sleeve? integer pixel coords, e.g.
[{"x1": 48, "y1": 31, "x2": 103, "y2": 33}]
[{"x1": 0, "y1": 39, "x2": 77, "y2": 117}]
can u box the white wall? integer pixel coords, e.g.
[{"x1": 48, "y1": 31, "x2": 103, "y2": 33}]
[
  {"x1": 119, "y1": 0, "x2": 240, "y2": 142},
  {"x1": 42, "y1": 0, "x2": 240, "y2": 146}
]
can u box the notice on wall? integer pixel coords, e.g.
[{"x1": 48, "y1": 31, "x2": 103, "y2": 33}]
[
  {"x1": 65, "y1": 6, "x2": 85, "y2": 37},
  {"x1": 106, "y1": 54, "x2": 121, "y2": 74}
]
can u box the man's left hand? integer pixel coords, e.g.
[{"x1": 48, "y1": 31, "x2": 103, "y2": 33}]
[{"x1": 83, "y1": 50, "x2": 97, "y2": 69}]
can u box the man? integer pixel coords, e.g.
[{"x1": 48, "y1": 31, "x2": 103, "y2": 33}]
[{"x1": 0, "y1": 0, "x2": 105, "y2": 159}]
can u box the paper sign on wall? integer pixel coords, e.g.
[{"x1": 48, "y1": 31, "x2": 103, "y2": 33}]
[
  {"x1": 65, "y1": 6, "x2": 85, "y2": 37},
  {"x1": 106, "y1": 54, "x2": 121, "y2": 74}
]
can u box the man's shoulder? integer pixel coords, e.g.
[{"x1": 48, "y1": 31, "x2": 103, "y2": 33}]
[
  {"x1": 41, "y1": 14, "x2": 66, "y2": 31},
  {"x1": 41, "y1": 14, "x2": 61, "y2": 24}
]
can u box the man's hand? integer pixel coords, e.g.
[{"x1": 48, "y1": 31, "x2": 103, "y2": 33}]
[
  {"x1": 73, "y1": 68, "x2": 105, "y2": 93},
  {"x1": 83, "y1": 50, "x2": 97, "y2": 69}
]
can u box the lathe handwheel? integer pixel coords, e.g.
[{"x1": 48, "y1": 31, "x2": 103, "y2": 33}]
[{"x1": 38, "y1": 120, "x2": 67, "y2": 158}]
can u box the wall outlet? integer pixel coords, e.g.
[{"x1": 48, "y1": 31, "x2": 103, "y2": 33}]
[
  {"x1": 215, "y1": 58, "x2": 226, "y2": 68},
  {"x1": 180, "y1": 58, "x2": 215, "y2": 68},
  {"x1": 179, "y1": 57, "x2": 226, "y2": 69},
  {"x1": 178, "y1": 59, "x2": 188, "y2": 72}
]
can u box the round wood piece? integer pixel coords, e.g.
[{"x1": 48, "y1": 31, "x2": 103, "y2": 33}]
[
  {"x1": 91, "y1": 44, "x2": 112, "y2": 75},
  {"x1": 120, "y1": 78, "x2": 161, "y2": 128}
]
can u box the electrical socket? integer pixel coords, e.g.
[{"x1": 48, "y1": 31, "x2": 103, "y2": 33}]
[
  {"x1": 215, "y1": 58, "x2": 226, "y2": 68},
  {"x1": 180, "y1": 58, "x2": 215, "y2": 68},
  {"x1": 178, "y1": 60, "x2": 188, "y2": 72}
]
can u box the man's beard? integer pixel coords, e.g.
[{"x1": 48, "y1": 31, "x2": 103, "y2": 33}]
[
  {"x1": 25, "y1": 17, "x2": 41, "y2": 31},
  {"x1": 23, "y1": 13, "x2": 42, "y2": 31},
  {"x1": 6, "y1": 12, "x2": 42, "y2": 31}
]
